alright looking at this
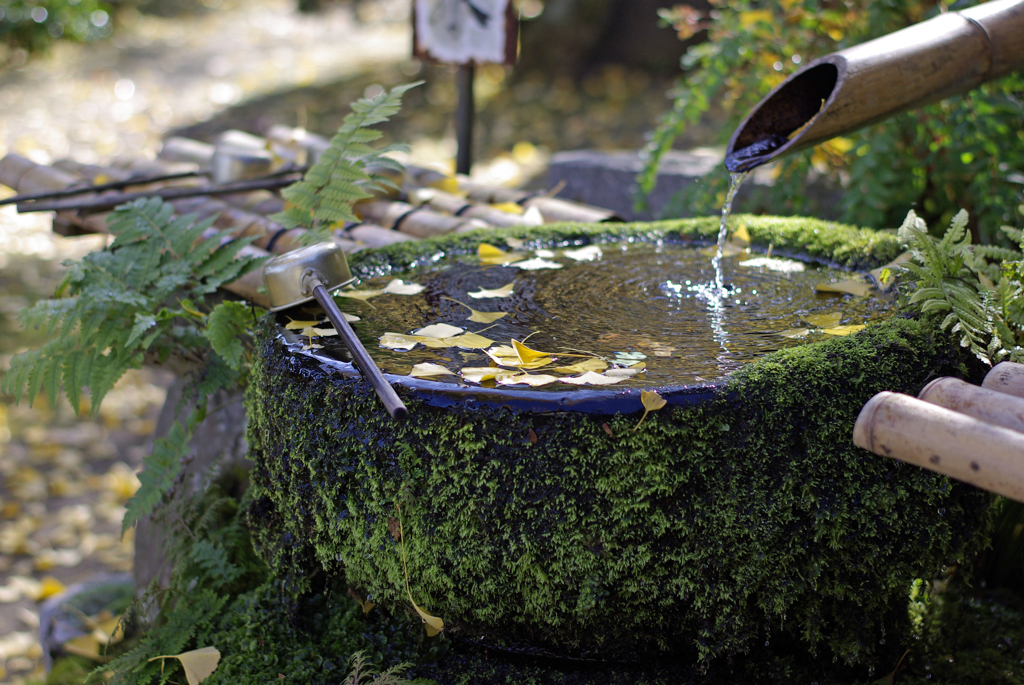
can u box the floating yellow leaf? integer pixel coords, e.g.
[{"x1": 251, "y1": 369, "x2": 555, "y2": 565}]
[
  {"x1": 512, "y1": 339, "x2": 551, "y2": 364},
  {"x1": 382, "y1": 279, "x2": 425, "y2": 296},
  {"x1": 285, "y1": 318, "x2": 325, "y2": 330},
  {"x1": 484, "y1": 348, "x2": 553, "y2": 369},
  {"x1": 469, "y1": 283, "x2": 515, "y2": 299},
  {"x1": 551, "y1": 358, "x2": 607, "y2": 374},
  {"x1": 301, "y1": 343, "x2": 324, "y2": 350},
  {"x1": 779, "y1": 328, "x2": 810, "y2": 338},
  {"x1": 605, "y1": 366, "x2": 645, "y2": 378},
  {"x1": 409, "y1": 363, "x2": 455, "y2": 378},
  {"x1": 563, "y1": 245, "x2": 603, "y2": 262},
  {"x1": 478, "y1": 243, "x2": 525, "y2": 265},
  {"x1": 414, "y1": 323, "x2": 464, "y2": 338},
  {"x1": 380, "y1": 333, "x2": 429, "y2": 350},
  {"x1": 732, "y1": 224, "x2": 751, "y2": 245},
  {"x1": 498, "y1": 374, "x2": 560, "y2": 387},
  {"x1": 300, "y1": 326, "x2": 338, "y2": 337},
  {"x1": 509, "y1": 257, "x2": 563, "y2": 270},
  {"x1": 560, "y1": 371, "x2": 627, "y2": 386},
  {"x1": 738, "y1": 257, "x2": 805, "y2": 273},
  {"x1": 443, "y1": 332, "x2": 496, "y2": 349},
  {"x1": 816, "y1": 280, "x2": 871, "y2": 297},
  {"x1": 491, "y1": 201, "x2": 524, "y2": 215},
  {"x1": 340, "y1": 288, "x2": 384, "y2": 301},
  {"x1": 488, "y1": 344, "x2": 517, "y2": 357},
  {"x1": 802, "y1": 313, "x2": 842, "y2": 329},
  {"x1": 822, "y1": 325, "x2": 866, "y2": 336},
  {"x1": 634, "y1": 390, "x2": 668, "y2": 431},
  {"x1": 461, "y1": 367, "x2": 517, "y2": 383},
  {"x1": 444, "y1": 297, "x2": 507, "y2": 323},
  {"x1": 149, "y1": 647, "x2": 221, "y2": 685}
]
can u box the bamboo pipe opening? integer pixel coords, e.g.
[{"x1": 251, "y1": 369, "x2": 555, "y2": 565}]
[{"x1": 725, "y1": 62, "x2": 840, "y2": 172}]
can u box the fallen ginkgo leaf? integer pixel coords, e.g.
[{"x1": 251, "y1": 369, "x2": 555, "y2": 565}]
[
  {"x1": 461, "y1": 367, "x2": 518, "y2": 383},
  {"x1": 414, "y1": 323, "x2": 465, "y2": 338},
  {"x1": 498, "y1": 374, "x2": 560, "y2": 387},
  {"x1": 469, "y1": 283, "x2": 515, "y2": 299},
  {"x1": 634, "y1": 390, "x2": 668, "y2": 431},
  {"x1": 512, "y1": 339, "x2": 551, "y2": 364},
  {"x1": 563, "y1": 245, "x2": 603, "y2": 262},
  {"x1": 382, "y1": 279, "x2": 425, "y2": 296},
  {"x1": 149, "y1": 646, "x2": 221, "y2": 685},
  {"x1": 409, "y1": 363, "x2": 455, "y2": 378},
  {"x1": 443, "y1": 332, "x2": 496, "y2": 349},
  {"x1": 478, "y1": 243, "x2": 525, "y2": 265},
  {"x1": 550, "y1": 358, "x2": 607, "y2": 374},
  {"x1": 560, "y1": 371, "x2": 626, "y2": 386},
  {"x1": 380, "y1": 333, "x2": 430, "y2": 351},
  {"x1": 443, "y1": 298, "x2": 507, "y2": 323},
  {"x1": 802, "y1": 313, "x2": 842, "y2": 329},
  {"x1": 779, "y1": 329, "x2": 810, "y2": 339},
  {"x1": 510, "y1": 257, "x2": 563, "y2": 270},
  {"x1": 822, "y1": 324, "x2": 866, "y2": 336}
]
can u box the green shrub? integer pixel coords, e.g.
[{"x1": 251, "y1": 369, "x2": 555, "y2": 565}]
[
  {"x1": 642, "y1": 0, "x2": 1024, "y2": 244},
  {"x1": 0, "y1": 1, "x2": 114, "y2": 60}
]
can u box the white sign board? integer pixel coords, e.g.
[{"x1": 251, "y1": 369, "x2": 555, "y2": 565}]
[{"x1": 414, "y1": 0, "x2": 515, "y2": 65}]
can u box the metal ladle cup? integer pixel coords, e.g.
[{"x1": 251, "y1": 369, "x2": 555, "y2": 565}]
[{"x1": 263, "y1": 243, "x2": 407, "y2": 420}]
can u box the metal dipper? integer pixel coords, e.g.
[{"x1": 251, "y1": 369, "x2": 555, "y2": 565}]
[{"x1": 263, "y1": 243, "x2": 407, "y2": 420}]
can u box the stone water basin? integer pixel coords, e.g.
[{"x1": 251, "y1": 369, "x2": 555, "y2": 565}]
[{"x1": 246, "y1": 215, "x2": 991, "y2": 668}]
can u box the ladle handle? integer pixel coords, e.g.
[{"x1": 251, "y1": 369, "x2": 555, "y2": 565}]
[{"x1": 311, "y1": 284, "x2": 408, "y2": 420}]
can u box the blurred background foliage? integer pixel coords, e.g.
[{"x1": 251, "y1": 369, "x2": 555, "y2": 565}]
[
  {"x1": 0, "y1": 0, "x2": 113, "y2": 63},
  {"x1": 640, "y1": 0, "x2": 1024, "y2": 245}
]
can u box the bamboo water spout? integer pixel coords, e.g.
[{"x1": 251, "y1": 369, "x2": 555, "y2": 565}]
[{"x1": 725, "y1": 0, "x2": 1024, "y2": 172}]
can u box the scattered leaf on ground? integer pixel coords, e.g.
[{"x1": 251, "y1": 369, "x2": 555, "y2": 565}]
[
  {"x1": 414, "y1": 323, "x2": 464, "y2": 338},
  {"x1": 802, "y1": 313, "x2": 842, "y2": 328},
  {"x1": 738, "y1": 257, "x2": 805, "y2": 273},
  {"x1": 409, "y1": 363, "x2": 455, "y2": 378},
  {"x1": 560, "y1": 371, "x2": 627, "y2": 386},
  {"x1": 634, "y1": 390, "x2": 668, "y2": 431},
  {"x1": 510, "y1": 257, "x2": 563, "y2": 270},
  {"x1": 469, "y1": 283, "x2": 515, "y2": 299},
  {"x1": 149, "y1": 646, "x2": 221, "y2": 685},
  {"x1": 822, "y1": 324, "x2": 866, "y2": 336},
  {"x1": 816, "y1": 280, "x2": 871, "y2": 297},
  {"x1": 564, "y1": 245, "x2": 603, "y2": 261}
]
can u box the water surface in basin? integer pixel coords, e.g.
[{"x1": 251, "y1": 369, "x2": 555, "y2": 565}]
[{"x1": 281, "y1": 242, "x2": 893, "y2": 388}]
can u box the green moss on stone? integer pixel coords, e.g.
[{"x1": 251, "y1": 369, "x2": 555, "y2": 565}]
[{"x1": 245, "y1": 218, "x2": 988, "y2": 671}]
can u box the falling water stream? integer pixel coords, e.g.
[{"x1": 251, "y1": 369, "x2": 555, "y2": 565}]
[{"x1": 711, "y1": 171, "x2": 749, "y2": 297}]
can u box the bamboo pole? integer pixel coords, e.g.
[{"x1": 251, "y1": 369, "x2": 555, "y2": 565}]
[
  {"x1": 853, "y1": 391, "x2": 1024, "y2": 502},
  {"x1": 409, "y1": 188, "x2": 541, "y2": 228},
  {"x1": 918, "y1": 376, "x2": 1024, "y2": 434},
  {"x1": 355, "y1": 199, "x2": 488, "y2": 238},
  {"x1": 982, "y1": 362, "x2": 1024, "y2": 400},
  {"x1": 726, "y1": 0, "x2": 1024, "y2": 171}
]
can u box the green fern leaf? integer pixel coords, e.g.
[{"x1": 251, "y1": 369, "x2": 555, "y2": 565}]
[
  {"x1": 123, "y1": 417, "x2": 193, "y2": 533},
  {"x1": 204, "y1": 302, "x2": 250, "y2": 370}
]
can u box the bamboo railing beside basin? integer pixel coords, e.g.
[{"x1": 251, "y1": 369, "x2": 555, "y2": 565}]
[{"x1": 854, "y1": 362, "x2": 1024, "y2": 502}]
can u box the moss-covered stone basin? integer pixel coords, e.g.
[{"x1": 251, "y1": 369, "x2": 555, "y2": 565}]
[{"x1": 246, "y1": 215, "x2": 992, "y2": 668}]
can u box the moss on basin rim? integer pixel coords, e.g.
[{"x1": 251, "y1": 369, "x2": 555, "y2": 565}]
[{"x1": 245, "y1": 216, "x2": 992, "y2": 667}]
